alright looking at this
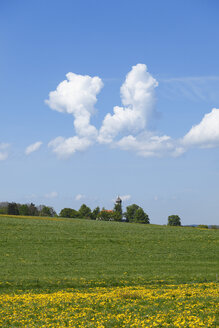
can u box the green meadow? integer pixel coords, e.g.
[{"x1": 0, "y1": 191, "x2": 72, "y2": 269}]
[{"x1": 0, "y1": 215, "x2": 218, "y2": 290}]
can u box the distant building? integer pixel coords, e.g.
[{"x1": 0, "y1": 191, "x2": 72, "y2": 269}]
[
  {"x1": 102, "y1": 210, "x2": 113, "y2": 214},
  {"x1": 97, "y1": 209, "x2": 114, "y2": 221},
  {"x1": 96, "y1": 196, "x2": 123, "y2": 221}
]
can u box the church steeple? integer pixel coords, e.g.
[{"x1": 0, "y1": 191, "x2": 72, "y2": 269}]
[{"x1": 115, "y1": 196, "x2": 122, "y2": 206}]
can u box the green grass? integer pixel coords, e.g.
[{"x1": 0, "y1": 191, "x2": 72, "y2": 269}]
[{"x1": 0, "y1": 215, "x2": 218, "y2": 291}]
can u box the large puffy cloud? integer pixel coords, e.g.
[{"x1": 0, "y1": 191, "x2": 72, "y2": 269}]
[
  {"x1": 117, "y1": 133, "x2": 184, "y2": 157},
  {"x1": 25, "y1": 141, "x2": 42, "y2": 155},
  {"x1": 48, "y1": 136, "x2": 92, "y2": 158},
  {"x1": 100, "y1": 64, "x2": 183, "y2": 157},
  {"x1": 98, "y1": 64, "x2": 158, "y2": 144},
  {"x1": 0, "y1": 143, "x2": 9, "y2": 161},
  {"x1": 46, "y1": 72, "x2": 103, "y2": 139},
  {"x1": 182, "y1": 108, "x2": 219, "y2": 148}
]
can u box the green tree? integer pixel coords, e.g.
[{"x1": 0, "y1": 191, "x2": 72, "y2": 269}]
[
  {"x1": 78, "y1": 204, "x2": 92, "y2": 219},
  {"x1": 28, "y1": 203, "x2": 39, "y2": 216},
  {"x1": 0, "y1": 203, "x2": 8, "y2": 214},
  {"x1": 113, "y1": 203, "x2": 122, "y2": 221},
  {"x1": 39, "y1": 206, "x2": 56, "y2": 217},
  {"x1": 0, "y1": 207, "x2": 7, "y2": 214},
  {"x1": 168, "y1": 215, "x2": 181, "y2": 226},
  {"x1": 112, "y1": 211, "x2": 122, "y2": 222},
  {"x1": 134, "y1": 208, "x2": 150, "y2": 224},
  {"x1": 91, "y1": 206, "x2": 100, "y2": 220},
  {"x1": 59, "y1": 208, "x2": 78, "y2": 218},
  {"x1": 19, "y1": 204, "x2": 30, "y2": 216},
  {"x1": 7, "y1": 202, "x2": 19, "y2": 215},
  {"x1": 124, "y1": 204, "x2": 140, "y2": 222}
]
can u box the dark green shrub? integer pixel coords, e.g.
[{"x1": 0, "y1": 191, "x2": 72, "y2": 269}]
[
  {"x1": 197, "y1": 225, "x2": 208, "y2": 229},
  {"x1": 168, "y1": 215, "x2": 181, "y2": 226}
]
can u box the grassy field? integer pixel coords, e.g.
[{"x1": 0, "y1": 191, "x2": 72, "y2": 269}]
[
  {"x1": 0, "y1": 215, "x2": 218, "y2": 327},
  {"x1": 0, "y1": 215, "x2": 218, "y2": 289}
]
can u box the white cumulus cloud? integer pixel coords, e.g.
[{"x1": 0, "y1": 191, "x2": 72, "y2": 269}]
[
  {"x1": 117, "y1": 132, "x2": 184, "y2": 157},
  {"x1": 182, "y1": 108, "x2": 219, "y2": 148},
  {"x1": 46, "y1": 72, "x2": 103, "y2": 139},
  {"x1": 0, "y1": 143, "x2": 10, "y2": 161},
  {"x1": 98, "y1": 64, "x2": 158, "y2": 144},
  {"x1": 48, "y1": 136, "x2": 92, "y2": 158},
  {"x1": 25, "y1": 141, "x2": 42, "y2": 155}
]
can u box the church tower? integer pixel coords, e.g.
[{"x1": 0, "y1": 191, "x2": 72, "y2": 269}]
[
  {"x1": 114, "y1": 196, "x2": 122, "y2": 221},
  {"x1": 115, "y1": 196, "x2": 122, "y2": 206}
]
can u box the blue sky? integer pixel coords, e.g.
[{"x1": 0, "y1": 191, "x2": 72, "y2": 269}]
[{"x1": 1, "y1": 0, "x2": 219, "y2": 224}]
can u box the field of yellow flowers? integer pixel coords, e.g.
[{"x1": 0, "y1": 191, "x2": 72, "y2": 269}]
[{"x1": 0, "y1": 282, "x2": 218, "y2": 327}]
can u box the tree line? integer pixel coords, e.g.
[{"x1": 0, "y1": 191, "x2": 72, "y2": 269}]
[
  {"x1": 4, "y1": 201, "x2": 217, "y2": 227},
  {"x1": 0, "y1": 202, "x2": 56, "y2": 217},
  {"x1": 0, "y1": 201, "x2": 150, "y2": 224},
  {"x1": 60, "y1": 202, "x2": 150, "y2": 224}
]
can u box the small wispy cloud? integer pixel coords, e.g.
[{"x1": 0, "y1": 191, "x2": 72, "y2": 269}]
[
  {"x1": 25, "y1": 141, "x2": 42, "y2": 155},
  {"x1": 120, "y1": 195, "x2": 131, "y2": 202},
  {"x1": 0, "y1": 152, "x2": 8, "y2": 161},
  {"x1": 45, "y1": 191, "x2": 58, "y2": 199},
  {"x1": 0, "y1": 143, "x2": 10, "y2": 161},
  {"x1": 161, "y1": 76, "x2": 219, "y2": 83},
  {"x1": 75, "y1": 194, "x2": 85, "y2": 201},
  {"x1": 159, "y1": 76, "x2": 219, "y2": 102}
]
